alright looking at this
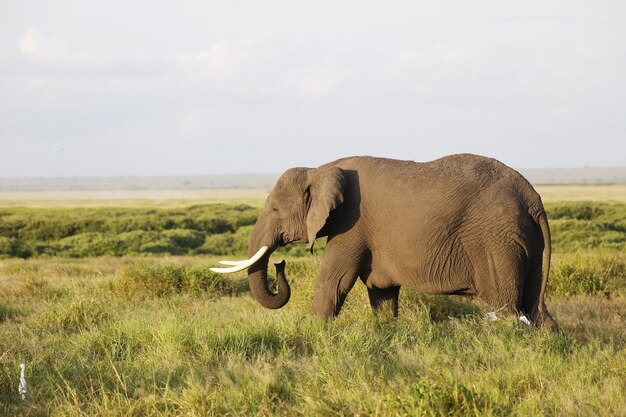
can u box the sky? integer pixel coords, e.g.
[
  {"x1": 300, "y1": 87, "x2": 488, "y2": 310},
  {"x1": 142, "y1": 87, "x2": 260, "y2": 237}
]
[{"x1": 0, "y1": 1, "x2": 625, "y2": 177}]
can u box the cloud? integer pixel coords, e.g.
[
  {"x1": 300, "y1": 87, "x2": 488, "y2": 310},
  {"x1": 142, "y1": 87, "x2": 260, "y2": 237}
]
[
  {"x1": 14, "y1": 27, "x2": 164, "y2": 78},
  {"x1": 177, "y1": 36, "x2": 283, "y2": 83},
  {"x1": 381, "y1": 43, "x2": 484, "y2": 104},
  {"x1": 18, "y1": 28, "x2": 69, "y2": 61},
  {"x1": 387, "y1": 43, "x2": 469, "y2": 77},
  {"x1": 178, "y1": 42, "x2": 252, "y2": 80},
  {"x1": 177, "y1": 38, "x2": 350, "y2": 98},
  {"x1": 285, "y1": 59, "x2": 350, "y2": 98},
  {"x1": 19, "y1": 27, "x2": 110, "y2": 68}
]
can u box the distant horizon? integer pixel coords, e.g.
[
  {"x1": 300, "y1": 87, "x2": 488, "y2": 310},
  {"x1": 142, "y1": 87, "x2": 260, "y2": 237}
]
[
  {"x1": 2, "y1": 166, "x2": 626, "y2": 192},
  {"x1": 2, "y1": 163, "x2": 626, "y2": 180}
]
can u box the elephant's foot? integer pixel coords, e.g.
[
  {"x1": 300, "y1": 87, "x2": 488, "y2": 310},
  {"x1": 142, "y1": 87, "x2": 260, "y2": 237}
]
[
  {"x1": 532, "y1": 305, "x2": 560, "y2": 332},
  {"x1": 312, "y1": 282, "x2": 349, "y2": 319}
]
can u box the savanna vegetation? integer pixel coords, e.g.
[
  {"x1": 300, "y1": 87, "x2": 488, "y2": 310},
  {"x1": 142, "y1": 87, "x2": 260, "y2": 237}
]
[
  {"x1": 0, "y1": 204, "x2": 259, "y2": 258},
  {"x1": 0, "y1": 197, "x2": 624, "y2": 416}
]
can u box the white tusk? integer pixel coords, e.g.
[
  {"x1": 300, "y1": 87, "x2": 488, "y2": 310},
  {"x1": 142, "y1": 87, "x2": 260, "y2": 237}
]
[
  {"x1": 210, "y1": 246, "x2": 269, "y2": 273},
  {"x1": 218, "y1": 259, "x2": 248, "y2": 266},
  {"x1": 215, "y1": 250, "x2": 266, "y2": 267}
]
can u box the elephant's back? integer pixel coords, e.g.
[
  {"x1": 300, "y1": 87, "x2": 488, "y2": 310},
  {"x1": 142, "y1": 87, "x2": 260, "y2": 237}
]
[
  {"x1": 427, "y1": 154, "x2": 545, "y2": 220},
  {"x1": 426, "y1": 154, "x2": 546, "y2": 252},
  {"x1": 424, "y1": 153, "x2": 524, "y2": 187},
  {"x1": 328, "y1": 154, "x2": 543, "y2": 214},
  {"x1": 329, "y1": 154, "x2": 525, "y2": 184}
]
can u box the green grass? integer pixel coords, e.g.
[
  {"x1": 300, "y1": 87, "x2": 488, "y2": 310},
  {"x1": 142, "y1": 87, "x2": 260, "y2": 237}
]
[
  {"x1": 1, "y1": 201, "x2": 624, "y2": 259},
  {"x1": 549, "y1": 252, "x2": 625, "y2": 297},
  {"x1": 0, "y1": 201, "x2": 625, "y2": 416},
  {"x1": 0, "y1": 204, "x2": 260, "y2": 258},
  {"x1": 546, "y1": 202, "x2": 626, "y2": 251}
]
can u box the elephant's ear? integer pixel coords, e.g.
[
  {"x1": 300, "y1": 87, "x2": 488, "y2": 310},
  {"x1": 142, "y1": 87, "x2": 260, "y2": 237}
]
[{"x1": 306, "y1": 166, "x2": 346, "y2": 252}]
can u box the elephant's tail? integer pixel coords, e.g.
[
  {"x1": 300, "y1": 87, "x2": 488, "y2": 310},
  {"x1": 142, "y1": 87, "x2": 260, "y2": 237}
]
[
  {"x1": 535, "y1": 210, "x2": 551, "y2": 312},
  {"x1": 528, "y1": 206, "x2": 558, "y2": 330}
]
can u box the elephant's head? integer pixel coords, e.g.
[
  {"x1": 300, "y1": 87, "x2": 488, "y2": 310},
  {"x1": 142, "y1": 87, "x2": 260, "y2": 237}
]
[{"x1": 211, "y1": 166, "x2": 346, "y2": 309}]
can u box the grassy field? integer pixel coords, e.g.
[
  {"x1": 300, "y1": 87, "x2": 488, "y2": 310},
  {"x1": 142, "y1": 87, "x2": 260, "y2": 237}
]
[
  {"x1": 0, "y1": 189, "x2": 271, "y2": 208},
  {"x1": 0, "y1": 186, "x2": 625, "y2": 416},
  {"x1": 535, "y1": 184, "x2": 626, "y2": 203}
]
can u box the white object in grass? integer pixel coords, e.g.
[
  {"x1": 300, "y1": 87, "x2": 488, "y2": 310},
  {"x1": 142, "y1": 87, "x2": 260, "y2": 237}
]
[
  {"x1": 18, "y1": 363, "x2": 27, "y2": 400},
  {"x1": 486, "y1": 311, "x2": 497, "y2": 321},
  {"x1": 519, "y1": 315, "x2": 531, "y2": 325}
]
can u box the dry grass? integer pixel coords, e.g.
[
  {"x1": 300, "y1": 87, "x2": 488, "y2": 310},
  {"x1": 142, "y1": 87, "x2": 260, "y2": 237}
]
[
  {"x1": 1, "y1": 255, "x2": 624, "y2": 416},
  {"x1": 0, "y1": 189, "x2": 270, "y2": 208},
  {"x1": 535, "y1": 184, "x2": 626, "y2": 203}
]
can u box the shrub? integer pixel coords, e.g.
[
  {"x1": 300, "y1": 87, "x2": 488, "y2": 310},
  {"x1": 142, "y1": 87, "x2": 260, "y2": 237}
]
[
  {"x1": 114, "y1": 264, "x2": 243, "y2": 298},
  {"x1": 0, "y1": 237, "x2": 32, "y2": 259},
  {"x1": 0, "y1": 205, "x2": 261, "y2": 258},
  {"x1": 58, "y1": 232, "x2": 125, "y2": 257},
  {"x1": 162, "y1": 229, "x2": 205, "y2": 250},
  {"x1": 551, "y1": 219, "x2": 626, "y2": 251},
  {"x1": 196, "y1": 226, "x2": 253, "y2": 256},
  {"x1": 548, "y1": 203, "x2": 604, "y2": 220},
  {"x1": 199, "y1": 233, "x2": 239, "y2": 255},
  {"x1": 549, "y1": 255, "x2": 626, "y2": 297},
  {"x1": 1, "y1": 202, "x2": 624, "y2": 258}
]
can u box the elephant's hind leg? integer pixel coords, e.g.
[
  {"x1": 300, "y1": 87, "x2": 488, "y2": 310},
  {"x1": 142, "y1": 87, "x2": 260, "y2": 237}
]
[
  {"x1": 474, "y1": 251, "x2": 525, "y2": 317},
  {"x1": 523, "y1": 259, "x2": 559, "y2": 331},
  {"x1": 367, "y1": 286, "x2": 400, "y2": 317}
]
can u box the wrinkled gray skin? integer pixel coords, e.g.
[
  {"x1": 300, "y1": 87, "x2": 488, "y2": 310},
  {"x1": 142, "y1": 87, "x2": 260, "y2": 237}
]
[{"x1": 247, "y1": 154, "x2": 558, "y2": 330}]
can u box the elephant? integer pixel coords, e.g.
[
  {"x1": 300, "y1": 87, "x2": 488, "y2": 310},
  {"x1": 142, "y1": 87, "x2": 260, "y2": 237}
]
[{"x1": 211, "y1": 154, "x2": 558, "y2": 330}]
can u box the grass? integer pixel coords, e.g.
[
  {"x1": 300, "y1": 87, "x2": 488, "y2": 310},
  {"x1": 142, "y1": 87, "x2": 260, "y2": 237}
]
[
  {"x1": 534, "y1": 184, "x2": 626, "y2": 203},
  {"x1": 549, "y1": 252, "x2": 625, "y2": 297},
  {"x1": 1, "y1": 201, "x2": 624, "y2": 259},
  {"x1": 0, "y1": 204, "x2": 260, "y2": 258},
  {"x1": 0, "y1": 196, "x2": 624, "y2": 416},
  {"x1": 0, "y1": 255, "x2": 624, "y2": 416},
  {"x1": 0, "y1": 189, "x2": 271, "y2": 208}
]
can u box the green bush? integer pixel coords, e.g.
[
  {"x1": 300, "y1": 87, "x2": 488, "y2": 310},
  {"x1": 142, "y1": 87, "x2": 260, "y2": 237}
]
[
  {"x1": 114, "y1": 263, "x2": 243, "y2": 298},
  {"x1": 0, "y1": 237, "x2": 32, "y2": 258},
  {"x1": 545, "y1": 202, "x2": 626, "y2": 251},
  {"x1": 199, "y1": 233, "x2": 240, "y2": 255},
  {"x1": 0, "y1": 204, "x2": 260, "y2": 258},
  {"x1": 162, "y1": 229, "x2": 205, "y2": 250},
  {"x1": 551, "y1": 219, "x2": 626, "y2": 251},
  {"x1": 197, "y1": 226, "x2": 252, "y2": 256},
  {"x1": 57, "y1": 232, "x2": 124, "y2": 257},
  {"x1": 0, "y1": 204, "x2": 258, "y2": 239},
  {"x1": 548, "y1": 203, "x2": 604, "y2": 220},
  {"x1": 1, "y1": 202, "x2": 624, "y2": 258},
  {"x1": 549, "y1": 255, "x2": 626, "y2": 297}
]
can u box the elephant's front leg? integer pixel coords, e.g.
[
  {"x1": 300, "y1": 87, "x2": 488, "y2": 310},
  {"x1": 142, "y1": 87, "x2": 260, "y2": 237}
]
[
  {"x1": 312, "y1": 240, "x2": 363, "y2": 319},
  {"x1": 367, "y1": 286, "x2": 400, "y2": 317}
]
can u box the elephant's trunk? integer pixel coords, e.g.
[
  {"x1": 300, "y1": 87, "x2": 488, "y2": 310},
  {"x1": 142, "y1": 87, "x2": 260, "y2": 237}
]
[
  {"x1": 247, "y1": 256, "x2": 290, "y2": 309},
  {"x1": 246, "y1": 216, "x2": 290, "y2": 309}
]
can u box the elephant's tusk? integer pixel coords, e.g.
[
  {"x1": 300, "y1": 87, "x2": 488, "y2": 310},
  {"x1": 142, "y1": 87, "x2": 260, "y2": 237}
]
[
  {"x1": 218, "y1": 259, "x2": 248, "y2": 266},
  {"x1": 210, "y1": 246, "x2": 269, "y2": 273}
]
